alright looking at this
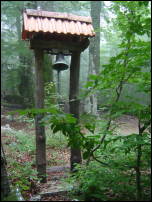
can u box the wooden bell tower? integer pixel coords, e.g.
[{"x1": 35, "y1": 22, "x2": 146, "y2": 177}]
[{"x1": 22, "y1": 9, "x2": 95, "y2": 182}]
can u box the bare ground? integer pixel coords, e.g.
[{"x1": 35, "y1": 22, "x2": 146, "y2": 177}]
[{"x1": 115, "y1": 115, "x2": 139, "y2": 135}]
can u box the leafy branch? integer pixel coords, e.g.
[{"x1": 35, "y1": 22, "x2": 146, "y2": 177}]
[{"x1": 87, "y1": 37, "x2": 133, "y2": 164}]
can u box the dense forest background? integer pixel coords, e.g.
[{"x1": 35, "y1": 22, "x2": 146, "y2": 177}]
[
  {"x1": 1, "y1": 1, "x2": 151, "y2": 201},
  {"x1": 1, "y1": 1, "x2": 150, "y2": 109}
]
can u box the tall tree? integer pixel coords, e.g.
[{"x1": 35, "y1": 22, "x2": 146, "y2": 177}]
[
  {"x1": 86, "y1": 1, "x2": 101, "y2": 115},
  {"x1": 1, "y1": 145, "x2": 11, "y2": 200},
  {"x1": 1, "y1": 1, "x2": 35, "y2": 106},
  {"x1": 89, "y1": 1, "x2": 101, "y2": 75},
  {"x1": 85, "y1": 2, "x2": 151, "y2": 200}
]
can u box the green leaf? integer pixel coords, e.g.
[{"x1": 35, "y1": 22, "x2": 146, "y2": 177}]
[
  {"x1": 53, "y1": 125, "x2": 60, "y2": 133},
  {"x1": 83, "y1": 151, "x2": 90, "y2": 160}
]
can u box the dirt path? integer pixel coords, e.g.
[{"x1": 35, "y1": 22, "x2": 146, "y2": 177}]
[{"x1": 115, "y1": 115, "x2": 139, "y2": 135}]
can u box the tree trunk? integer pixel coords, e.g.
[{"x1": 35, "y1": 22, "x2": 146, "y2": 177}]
[
  {"x1": 86, "y1": 1, "x2": 101, "y2": 115},
  {"x1": 90, "y1": 1, "x2": 101, "y2": 75},
  {"x1": 16, "y1": 11, "x2": 34, "y2": 106},
  {"x1": 1, "y1": 146, "x2": 11, "y2": 200},
  {"x1": 34, "y1": 49, "x2": 46, "y2": 183},
  {"x1": 136, "y1": 125, "x2": 142, "y2": 200},
  {"x1": 69, "y1": 51, "x2": 82, "y2": 171}
]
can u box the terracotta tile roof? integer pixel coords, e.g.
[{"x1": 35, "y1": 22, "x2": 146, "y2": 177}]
[{"x1": 22, "y1": 9, "x2": 95, "y2": 40}]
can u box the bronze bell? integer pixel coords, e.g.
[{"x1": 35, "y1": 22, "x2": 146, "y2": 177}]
[{"x1": 53, "y1": 53, "x2": 69, "y2": 71}]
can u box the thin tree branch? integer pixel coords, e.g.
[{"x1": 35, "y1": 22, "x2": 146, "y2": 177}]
[
  {"x1": 92, "y1": 153, "x2": 109, "y2": 166},
  {"x1": 87, "y1": 38, "x2": 132, "y2": 165},
  {"x1": 140, "y1": 120, "x2": 151, "y2": 134}
]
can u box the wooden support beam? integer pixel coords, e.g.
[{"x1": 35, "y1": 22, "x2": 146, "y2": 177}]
[
  {"x1": 34, "y1": 49, "x2": 46, "y2": 183},
  {"x1": 69, "y1": 51, "x2": 82, "y2": 171},
  {"x1": 30, "y1": 38, "x2": 89, "y2": 53}
]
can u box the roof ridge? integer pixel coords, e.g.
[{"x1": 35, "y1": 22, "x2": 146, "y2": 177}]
[{"x1": 25, "y1": 9, "x2": 92, "y2": 23}]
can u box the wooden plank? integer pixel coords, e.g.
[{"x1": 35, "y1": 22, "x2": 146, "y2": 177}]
[
  {"x1": 34, "y1": 49, "x2": 46, "y2": 183},
  {"x1": 30, "y1": 38, "x2": 90, "y2": 52}
]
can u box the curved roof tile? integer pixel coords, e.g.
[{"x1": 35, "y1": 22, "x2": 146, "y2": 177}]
[{"x1": 22, "y1": 9, "x2": 95, "y2": 40}]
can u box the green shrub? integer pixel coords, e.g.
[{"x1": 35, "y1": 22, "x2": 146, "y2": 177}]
[
  {"x1": 46, "y1": 129, "x2": 68, "y2": 149},
  {"x1": 7, "y1": 129, "x2": 35, "y2": 154},
  {"x1": 3, "y1": 129, "x2": 38, "y2": 197},
  {"x1": 3, "y1": 95, "x2": 24, "y2": 104},
  {"x1": 8, "y1": 161, "x2": 39, "y2": 192},
  {"x1": 64, "y1": 162, "x2": 137, "y2": 201}
]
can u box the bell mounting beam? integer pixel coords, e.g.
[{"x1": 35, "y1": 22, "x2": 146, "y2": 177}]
[{"x1": 30, "y1": 38, "x2": 90, "y2": 53}]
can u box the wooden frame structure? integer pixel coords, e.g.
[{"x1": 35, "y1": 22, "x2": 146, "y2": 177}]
[{"x1": 22, "y1": 9, "x2": 95, "y2": 182}]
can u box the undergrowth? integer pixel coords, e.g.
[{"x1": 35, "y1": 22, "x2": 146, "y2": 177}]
[
  {"x1": 62, "y1": 136, "x2": 151, "y2": 201},
  {"x1": 2, "y1": 119, "x2": 68, "y2": 199}
]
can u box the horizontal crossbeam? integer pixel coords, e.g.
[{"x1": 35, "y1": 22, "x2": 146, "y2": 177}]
[{"x1": 30, "y1": 38, "x2": 90, "y2": 52}]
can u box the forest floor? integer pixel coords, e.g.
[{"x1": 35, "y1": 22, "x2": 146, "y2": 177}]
[{"x1": 1, "y1": 106, "x2": 139, "y2": 201}]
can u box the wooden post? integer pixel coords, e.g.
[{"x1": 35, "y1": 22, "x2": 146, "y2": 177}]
[
  {"x1": 34, "y1": 49, "x2": 46, "y2": 183},
  {"x1": 69, "y1": 51, "x2": 82, "y2": 171}
]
